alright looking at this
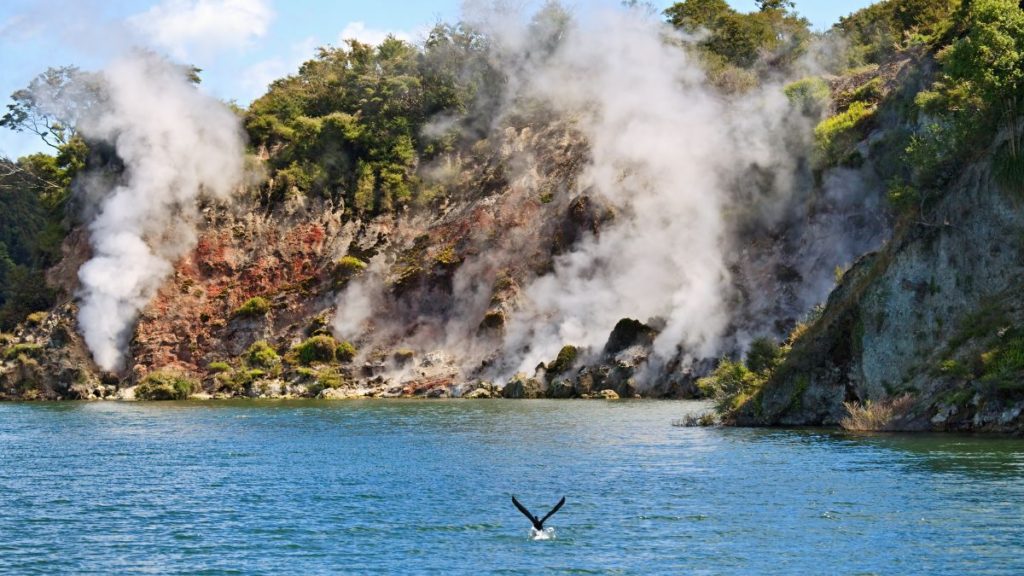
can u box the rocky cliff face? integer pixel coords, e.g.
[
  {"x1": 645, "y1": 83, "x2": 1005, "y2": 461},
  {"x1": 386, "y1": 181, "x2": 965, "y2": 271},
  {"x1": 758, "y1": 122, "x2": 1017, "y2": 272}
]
[
  {"x1": 736, "y1": 157, "x2": 1024, "y2": 433},
  {"x1": 0, "y1": 108, "x2": 876, "y2": 402}
]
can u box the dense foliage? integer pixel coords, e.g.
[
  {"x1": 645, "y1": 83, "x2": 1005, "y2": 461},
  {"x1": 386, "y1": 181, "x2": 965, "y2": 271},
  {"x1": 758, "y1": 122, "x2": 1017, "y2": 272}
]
[
  {"x1": 2, "y1": 0, "x2": 1023, "y2": 336},
  {"x1": 835, "y1": 0, "x2": 959, "y2": 65},
  {"x1": 0, "y1": 152, "x2": 79, "y2": 329},
  {"x1": 245, "y1": 26, "x2": 500, "y2": 214},
  {"x1": 664, "y1": 0, "x2": 811, "y2": 90},
  {"x1": 860, "y1": 0, "x2": 1024, "y2": 218}
]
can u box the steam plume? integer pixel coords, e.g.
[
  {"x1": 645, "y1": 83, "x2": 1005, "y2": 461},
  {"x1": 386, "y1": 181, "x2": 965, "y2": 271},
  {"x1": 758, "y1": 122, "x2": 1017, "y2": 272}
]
[
  {"x1": 75, "y1": 53, "x2": 244, "y2": 371},
  {"x1": 331, "y1": 2, "x2": 887, "y2": 385}
]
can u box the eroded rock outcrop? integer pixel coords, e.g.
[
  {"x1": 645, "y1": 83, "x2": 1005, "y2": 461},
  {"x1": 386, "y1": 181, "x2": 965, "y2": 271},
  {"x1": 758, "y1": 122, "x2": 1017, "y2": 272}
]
[{"x1": 736, "y1": 162, "x2": 1024, "y2": 433}]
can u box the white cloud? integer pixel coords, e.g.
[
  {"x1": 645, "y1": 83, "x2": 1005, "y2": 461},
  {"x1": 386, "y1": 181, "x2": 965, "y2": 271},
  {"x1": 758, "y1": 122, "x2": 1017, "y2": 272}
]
[
  {"x1": 240, "y1": 36, "x2": 318, "y2": 103},
  {"x1": 338, "y1": 21, "x2": 412, "y2": 46},
  {"x1": 128, "y1": 0, "x2": 273, "y2": 60}
]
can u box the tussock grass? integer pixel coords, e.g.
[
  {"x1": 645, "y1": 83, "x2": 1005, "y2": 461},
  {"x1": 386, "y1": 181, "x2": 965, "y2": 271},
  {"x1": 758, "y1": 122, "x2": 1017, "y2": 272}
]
[{"x1": 840, "y1": 394, "x2": 914, "y2": 431}]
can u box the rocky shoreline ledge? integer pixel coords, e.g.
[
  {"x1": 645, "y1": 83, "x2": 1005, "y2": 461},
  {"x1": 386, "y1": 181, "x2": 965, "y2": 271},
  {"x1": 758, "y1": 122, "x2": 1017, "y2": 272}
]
[{"x1": 1, "y1": 303, "x2": 692, "y2": 403}]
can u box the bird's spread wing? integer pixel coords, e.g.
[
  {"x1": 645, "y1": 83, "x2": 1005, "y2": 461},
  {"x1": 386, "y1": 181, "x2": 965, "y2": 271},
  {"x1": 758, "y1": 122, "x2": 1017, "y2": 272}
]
[
  {"x1": 539, "y1": 497, "x2": 565, "y2": 524},
  {"x1": 512, "y1": 495, "x2": 537, "y2": 522}
]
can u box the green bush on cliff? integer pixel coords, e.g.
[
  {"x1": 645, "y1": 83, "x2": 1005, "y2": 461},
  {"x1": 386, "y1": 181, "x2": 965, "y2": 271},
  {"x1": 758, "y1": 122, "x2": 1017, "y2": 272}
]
[
  {"x1": 814, "y1": 101, "x2": 876, "y2": 166},
  {"x1": 980, "y1": 334, "x2": 1024, "y2": 391},
  {"x1": 434, "y1": 246, "x2": 460, "y2": 266},
  {"x1": 700, "y1": 337, "x2": 788, "y2": 415},
  {"x1": 784, "y1": 77, "x2": 830, "y2": 117},
  {"x1": 246, "y1": 340, "x2": 281, "y2": 369},
  {"x1": 698, "y1": 359, "x2": 764, "y2": 415},
  {"x1": 834, "y1": 0, "x2": 957, "y2": 66},
  {"x1": 334, "y1": 256, "x2": 367, "y2": 285},
  {"x1": 3, "y1": 342, "x2": 42, "y2": 361},
  {"x1": 309, "y1": 367, "x2": 345, "y2": 394},
  {"x1": 335, "y1": 341, "x2": 357, "y2": 363},
  {"x1": 135, "y1": 371, "x2": 198, "y2": 400},
  {"x1": 234, "y1": 297, "x2": 271, "y2": 318},
  {"x1": 25, "y1": 311, "x2": 48, "y2": 326},
  {"x1": 288, "y1": 335, "x2": 338, "y2": 365},
  {"x1": 664, "y1": 0, "x2": 811, "y2": 73},
  {"x1": 746, "y1": 337, "x2": 783, "y2": 375},
  {"x1": 847, "y1": 77, "x2": 883, "y2": 104},
  {"x1": 208, "y1": 361, "x2": 232, "y2": 373}
]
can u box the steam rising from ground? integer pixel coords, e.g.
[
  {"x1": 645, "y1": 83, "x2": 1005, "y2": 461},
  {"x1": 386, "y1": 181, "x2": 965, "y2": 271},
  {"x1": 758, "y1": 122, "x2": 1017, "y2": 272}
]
[
  {"x1": 74, "y1": 53, "x2": 244, "y2": 371},
  {"x1": 334, "y1": 3, "x2": 859, "y2": 383},
  {"x1": 490, "y1": 8, "x2": 752, "y2": 374}
]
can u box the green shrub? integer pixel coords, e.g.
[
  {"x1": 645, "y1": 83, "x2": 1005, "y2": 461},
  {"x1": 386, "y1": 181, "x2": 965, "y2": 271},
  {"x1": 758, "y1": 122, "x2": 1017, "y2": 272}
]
[
  {"x1": 214, "y1": 372, "x2": 245, "y2": 395},
  {"x1": 434, "y1": 246, "x2": 460, "y2": 266},
  {"x1": 135, "y1": 371, "x2": 198, "y2": 400},
  {"x1": 546, "y1": 345, "x2": 578, "y2": 375},
  {"x1": 980, "y1": 335, "x2": 1024, "y2": 391},
  {"x1": 847, "y1": 77, "x2": 883, "y2": 104},
  {"x1": 3, "y1": 342, "x2": 42, "y2": 361},
  {"x1": 746, "y1": 338, "x2": 782, "y2": 375},
  {"x1": 208, "y1": 361, "x2": 232, "y2": 373},
  {"x1": 937, "y1": 359, "x2": 970, "y2": 378},
  {"x1": 234, "y1": 296, "x2": 271, "y2": 318},
  {"x1": 316, "y1": 368, "x2": 345, "y2": 390},
  {"x1": 335, "y1": 341, "x2": 357, "y2": 362},
  {"x1": 784, "y1": 77, "x2": 830, "y2": 117},
  {"x1": 334, "y1": 256, "x2": 367, "y2": 284},
  {"x1": 289, "y1": 335, "x2": 338, "y2": 365},
  {"x1": 814, "y1": 101, "x2": 876, "y2": 166},
  {"x1": 246, "y1": 340, "x2": 281, "y2": 368},
  {"x1": 698, "y1": 359, "x2": 765, "y2": 415},
  {"x1": 887, "y1": 182, "x2": 923, "y2": 216},
  {"x1": 25, "y1": 311, "x2": 48, "y2": 326}
]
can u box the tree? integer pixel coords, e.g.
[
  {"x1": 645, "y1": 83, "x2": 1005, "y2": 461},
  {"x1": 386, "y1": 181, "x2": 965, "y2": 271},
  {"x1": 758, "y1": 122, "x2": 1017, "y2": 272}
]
[
  {"x1": 664, "y1": 0, "x2": 809, "y2": 71},
  {"x1": 664, "y1": 0, "x2": 734, "y2": 32},
  {"x1": 943, "y1": 0, "x2": 1024, "y2": 158},
  {"x1": 756, "y1": 0, "x2": 795, "y2": 11},
  {"x1": 0, "y1": 66, "x2": 99, "y2": 151}
]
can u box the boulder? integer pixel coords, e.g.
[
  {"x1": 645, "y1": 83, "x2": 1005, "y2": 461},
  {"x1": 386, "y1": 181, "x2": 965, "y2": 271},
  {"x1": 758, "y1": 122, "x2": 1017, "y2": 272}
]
[
  {"x1": 548, "y1": 378, "x2": 575, "y2": 399},
  {"x1": 502, "y1": 373, "x2": 543, "y2": 399},
  {"x1": 597, "y1": 389, "x2": 620, "y2": 400},
  {"x1": 318, "y1": 388, "x2": 362, "y2": 400},
  {"x1": 603, "y1": 318, "x2": 657, "y2": 357},
  {"x1": 425, "y1": 387, "x2": 451, "y2": 398}
]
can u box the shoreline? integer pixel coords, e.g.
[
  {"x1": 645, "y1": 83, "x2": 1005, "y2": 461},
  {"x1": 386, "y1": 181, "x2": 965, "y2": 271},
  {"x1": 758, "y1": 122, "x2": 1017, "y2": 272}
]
[{"x1": 3, "y1": 395, "x2": 1022, "y2": 437}]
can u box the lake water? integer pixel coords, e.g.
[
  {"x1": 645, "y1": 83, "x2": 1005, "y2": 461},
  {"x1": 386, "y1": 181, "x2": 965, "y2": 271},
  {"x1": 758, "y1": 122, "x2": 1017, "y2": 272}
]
[{"x1": 2, "y1": 400, "x2": 1023, "y2": 575}]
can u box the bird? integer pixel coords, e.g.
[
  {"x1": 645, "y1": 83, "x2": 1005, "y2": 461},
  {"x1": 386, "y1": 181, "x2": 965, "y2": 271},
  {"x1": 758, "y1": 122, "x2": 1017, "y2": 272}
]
[{"x1": 511, "y1": 495, "x2": 565, "y2": 531}]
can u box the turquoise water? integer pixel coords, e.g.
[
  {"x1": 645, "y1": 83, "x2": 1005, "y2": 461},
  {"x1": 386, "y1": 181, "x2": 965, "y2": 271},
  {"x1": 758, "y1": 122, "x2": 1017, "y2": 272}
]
[{"x1": 2, "y1": 400, "x2": 1024, "y2": 575}]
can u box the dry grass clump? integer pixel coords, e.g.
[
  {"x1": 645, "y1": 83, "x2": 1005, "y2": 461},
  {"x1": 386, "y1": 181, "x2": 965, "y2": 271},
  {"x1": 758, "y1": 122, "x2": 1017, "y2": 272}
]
[{"x1": 840, "y1": 394, "x2": 914, "y2": 431}]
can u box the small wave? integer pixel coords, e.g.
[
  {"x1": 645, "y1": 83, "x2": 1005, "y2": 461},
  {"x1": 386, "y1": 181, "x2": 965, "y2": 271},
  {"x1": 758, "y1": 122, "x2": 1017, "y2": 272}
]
[{"x1": 530, "y1": 527, "x2": 556, "y2": 541}]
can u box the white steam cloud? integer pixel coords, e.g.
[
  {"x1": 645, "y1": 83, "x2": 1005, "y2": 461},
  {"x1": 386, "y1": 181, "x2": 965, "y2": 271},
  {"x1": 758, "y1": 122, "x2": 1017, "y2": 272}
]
[
  {"x1": 75, "y1": 53, "x2": 245, "y2": 371},
  {"x1": 329, "y1": 2, "x2": 885, "y2": 385},
  {"x1": 493, "y1": 10, "x2": 737, "y2": 372}
]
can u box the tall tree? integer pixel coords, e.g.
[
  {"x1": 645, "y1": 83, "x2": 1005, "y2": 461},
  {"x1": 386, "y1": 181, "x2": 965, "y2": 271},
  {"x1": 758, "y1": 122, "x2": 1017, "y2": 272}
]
[{"x1": 944, "y1": 0, "x2": 1024, "y2": 157}]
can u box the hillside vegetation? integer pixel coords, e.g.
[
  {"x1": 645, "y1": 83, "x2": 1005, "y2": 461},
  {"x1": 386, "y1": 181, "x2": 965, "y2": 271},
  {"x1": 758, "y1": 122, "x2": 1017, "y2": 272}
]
[{"x1": 1, "y1": 0, "x2": 1022, "y2": 421}]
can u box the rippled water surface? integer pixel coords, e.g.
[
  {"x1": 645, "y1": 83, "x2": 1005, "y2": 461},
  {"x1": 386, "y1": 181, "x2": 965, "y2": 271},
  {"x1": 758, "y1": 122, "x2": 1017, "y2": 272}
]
[{"x1": 2, "y1": 400, "x2": 1024, "y2": 574}]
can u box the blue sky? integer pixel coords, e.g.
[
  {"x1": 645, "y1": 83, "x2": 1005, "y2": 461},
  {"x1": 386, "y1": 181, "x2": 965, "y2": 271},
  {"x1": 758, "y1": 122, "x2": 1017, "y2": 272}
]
[{"x1": 0, "y1": 0, "x2": 876, "y2": 158}]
